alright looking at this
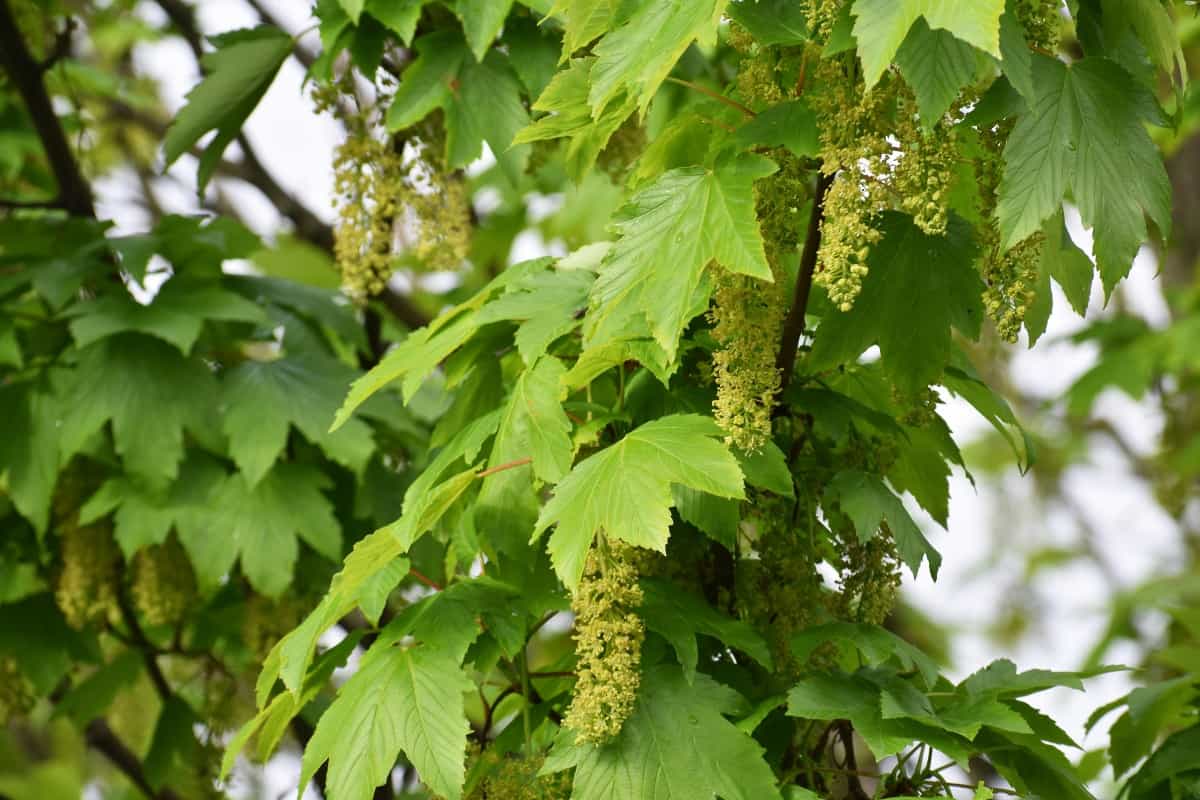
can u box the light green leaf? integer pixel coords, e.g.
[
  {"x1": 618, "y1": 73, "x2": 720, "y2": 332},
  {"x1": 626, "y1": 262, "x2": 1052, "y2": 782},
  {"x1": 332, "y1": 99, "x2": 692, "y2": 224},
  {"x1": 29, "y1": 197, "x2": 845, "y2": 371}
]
[
  {"x1": 338, "y1": 0, "x2": 365, "y2": 22},
  {"x1": 222, "y1": 355, "x2": 375, "y2": 486},
  {"x1": 810, "y1": 213, "x2": 983, "y2": 394},
  {"x1": 825, "y1": 471, "x2": 942, "y2": 578},
  {"x1": 544, "y1": 666, "x2": 781, "y2": 800},
  {"x1": 455, "y1": 0, "x2": 514, "y2": 60},
  {"x1": 216, "y1": 463, "x2": 341, "y2": 596},
  {"x1": 514, "y1": 58, "x2": 639, "y2": 179},
  {"x1": 588, "y1": 0, "x2": 726, "y2": 113},
  {"x1": 850, "y1": 0, "x2": 1004, "y2": 88},
  {"x1": 299, "y1": 635, "x2": 473, "y2": 800},
  {"x1": 895, "y1": 18, "x2": 981, "y2": 126},
  {"x1": 736, "y1": 442, "x2": 794, "y2": 498},
  {"x1": 534, "y1": 414, "x2": 744, "y2": 590},
  {"x1": 162, "y1": 27, "x2": 293, "y2": 191},
  {"x1": 585, "y1": 154, "x2": 776, "y2": 360},
  {"x1": 998, "y1": 56, "x2": 1170, "y2": 292},
  {"x1": 474, "y1": 262, "x2": 593, "y2": 364},
  {"x1": 641, "y1": 577, "x2": 772, "y2": 682},
  {"x1": 59, "y1": 334, "x2": 220, "y2": 487},
  {"x1": 548, "y1": 0, "x2": 617, "y2": 57}
]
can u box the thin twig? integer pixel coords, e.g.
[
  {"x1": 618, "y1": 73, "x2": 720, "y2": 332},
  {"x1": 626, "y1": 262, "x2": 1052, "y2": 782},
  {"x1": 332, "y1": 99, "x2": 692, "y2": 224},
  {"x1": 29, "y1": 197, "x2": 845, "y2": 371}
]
[
  {"x1": 85, "y1": 719, "x2": 183, "y2": 800},
  {"x1": 666, "y1": 77, "x2": 756, "y2": 119},
  {"x1": 476, "y1": 457, "x2": 533, "y2": 479}
]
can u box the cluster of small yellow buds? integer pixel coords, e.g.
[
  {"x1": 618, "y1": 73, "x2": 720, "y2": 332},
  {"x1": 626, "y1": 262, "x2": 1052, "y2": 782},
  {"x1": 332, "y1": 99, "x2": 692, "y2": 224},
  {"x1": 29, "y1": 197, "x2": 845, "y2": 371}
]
[
  {"x1": 737, "y1": 498, "x2": 826, "y2": 679},
  {"x1": 726, "y1": 21, "x2": 756, "y2": 55},
  {"x1": 893, "y1": 110, "x2": 958, "y2": 237},
  {"x1": 596, "y1": 117, "x2": 646, "y2": 180},
  {"x1": 332, "y1": 131, "x2": 407, "y2": 300},
  {"x1": 736, "y1": 50, "x2": 785, "y2": 107},
  {"x1": 801, "y1": 0, "x2": 846, "y2": 42},
  {"x1": 1015, "y1": 0, "x2": 1062, "y2": 51},
  {"x1": 130, "y1": 535, "x2": 197, "y2": 628},
  {"x1": 710, "y1": 269, "x2": 784, "y2": 452},
  {"x1": 836, "y1": 532, "x2": 901, "y2": 626},
  {"x1": 808, "y1": 54, "x2": 895, "y2": 175},
  {"x1": 564, "y1": 539, "x2": 644, "y2": 746},
  {"x1": 0, "y1": 656, "x2": 35, "y2": 723},
  {"x1": 55, "y1": 517, "x2": 122, "y2": 630},
  {"x1": 815, "y1": 171, "x2": 882, "y2": 311},
  {"x1": 469, "y1": 755, "x2": 572, "y2": 799},
  {"x1": 983, "y1": 234, "x2": 1043, "y2": 342}
]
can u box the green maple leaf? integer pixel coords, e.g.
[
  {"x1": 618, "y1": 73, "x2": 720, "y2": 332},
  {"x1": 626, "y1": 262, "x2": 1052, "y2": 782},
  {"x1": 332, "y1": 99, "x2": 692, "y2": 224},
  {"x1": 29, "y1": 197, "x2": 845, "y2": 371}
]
[
  {"x1": 385, "y1": 32, "x2": 529, "y2": 184},
  {"x1": 543, "y1": 665, "x2": 781, "y2": 800},
  {"x1": 365, "y1": 0, "x2": 423, "y2": 45},
  {"x1": 78, "y1": 455, "x2": 226, "y2": 566},
  {"x1": 810, "y1": 213, "x2": 983, "y2": 394},
  {"x1": 513, "y1": 58, "x2": 638, "y2": 180},
  {"x1": 587, "y1": 0, "x2": 726, "y2": 113},
  {"x1": 0, "y1": 381, "x2": 58, "y2": 534},
  {"x1": 66, "y1": 280, "x2": 266, "y2": 354},
  {"x1": 59, "y1": 334, "x2": 221, "y2": 487},
  {"x1": 300, "y1": 646, "x2": 471, "y2": 800},
  {"x1": 851, "y1": 0, "x2": 1003, "y2": 88},
  {"x1": 216, "y1": 463, "x2": 342, "y2": 596},
  {"x1": 533, "y1": 415, "x2": 743, "y2": 590},
  {"x1": 825, "y1": 471, "x2": 942, "y2": 578},
  {"x1": 997, "y1": 56, "x2": 1170, "y2": 292},
  {"x1": 162, "y1": 27, "x2": 293, "y2": 192},
  {"x1": 894, "y1": 18, "x2": 982, "y2": 127},
  {"x1": 547, "y1": 0, "x2": 619, "y2": 57},
  {"x1": 585, "y1": 154, "x2": 776, "y2": 360},
  {"x1": 299, "y1": 595, "x2": 484, "y2": 800},
  {"x1": 222, "y1": 355, "x2": 376, "y2": 486},
  {"x1": 474, "y1": 266, "x2": 594, "y2": 364},
  {"x1": 455, "y1": 0, "x2": 513, "y2": 60}
]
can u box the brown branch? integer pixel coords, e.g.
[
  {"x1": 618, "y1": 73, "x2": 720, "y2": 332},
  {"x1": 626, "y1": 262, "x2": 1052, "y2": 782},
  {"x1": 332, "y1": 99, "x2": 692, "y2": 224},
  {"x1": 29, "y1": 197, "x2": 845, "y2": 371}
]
[
  {"x1": 85, "y1": 719, "x2": 183, "y2": 800},
  {"x1": 775, "y1": 170, "x2": 834, "y2": 399},
  {"x1": 0, "y1": 0, "x2": 94, "y2": 217}
]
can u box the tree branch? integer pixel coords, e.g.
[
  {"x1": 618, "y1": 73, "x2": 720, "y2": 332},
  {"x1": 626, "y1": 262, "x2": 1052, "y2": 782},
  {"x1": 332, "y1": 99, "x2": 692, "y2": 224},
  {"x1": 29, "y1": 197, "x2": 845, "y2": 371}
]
[
  {"x1": 775, "y1": 170, "x2": 834, "y2": 399},
  {"x1": 85, "y1": 719, "x2": 183, "y2": 800},
  {"x1": 0, "y1": 0, "x2": 94, "y2": 217}
]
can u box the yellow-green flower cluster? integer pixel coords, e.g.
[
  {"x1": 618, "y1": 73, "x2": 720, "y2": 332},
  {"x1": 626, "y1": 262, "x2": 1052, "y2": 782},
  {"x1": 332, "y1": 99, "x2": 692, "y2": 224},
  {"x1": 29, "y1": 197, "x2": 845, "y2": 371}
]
[
  {"x1": 131, "y1": 535, "x2": 197, "y2": 628},
  {"x1": 893, "y1": 107, "x2": 958, "y2": 236},
  {"x1": 0, "y1": 656, "x2": 35, "y2": 723},
  {"x1": 836, "y1": 533, "x2": 901, "y2": 626},
  {"x1": 331, "y1": 131, "x2": 408, "y2": 300},
  {"x1": 1015, "y1": 0, "x2": 1063, "y2": 51},
  {"x1": 737, "y1": 51, "x2": 785, "y2": 107},
  {"x1": 801, "y1": 0, "x2": 847, "y2": 42},
  {"x1": 815, "y1": 171, "x2": 883, "y2": 311},
  {"x1": 710, "y1": 269, "x2": 785, "y2": 452},
  {"x1": 738, "y1": 498, "x2": 826, "y2": 679},
  {"x1": 55, "y1": 517, "x2": 121, "y2": 630},
  {"x1": 472, "y1": 755, "x2": 572, "y2": 799},
  {"x1": 242, "y1": 591, "x2": 306, "y2": 661},
  {"x1": 983, "y1": 234, "x2": 1043, "y2": 342},
  {"x1": 565, "y1": 539, "x2": 644, "y2": 746}
]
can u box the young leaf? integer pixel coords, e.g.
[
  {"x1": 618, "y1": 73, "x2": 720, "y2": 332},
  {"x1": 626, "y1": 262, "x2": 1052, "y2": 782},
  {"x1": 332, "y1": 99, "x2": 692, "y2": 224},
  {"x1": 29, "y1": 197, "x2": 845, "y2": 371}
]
[
  {"x1": 587, "y1": 0, "x2": 726, "y2": 113},
  {"x1": 533, "y1": 414, "x2": 744, "y2": 590},
  {"x1": 851, "y1": 0, "x2": 1004, "y2": 88},
  {"x1": 585, "y1": 154, "x2": 777, "y2": 360},
  {"x1": 544, "y1": 665, "x2": 782, "y2": 800},
  {"x1": 455, "y1": 0, "x2": 514, "y2": 60},
  {"x1": 161, "y1": 27, "x2": 293, "y2": 192},
  {"x1": 895, "y1": 18, "x2": 981, "y2": 127},
  {"x1": 386, "y1": 31, "x2": 470, "y2": 131}
]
